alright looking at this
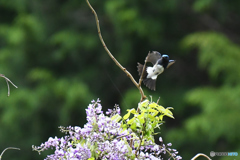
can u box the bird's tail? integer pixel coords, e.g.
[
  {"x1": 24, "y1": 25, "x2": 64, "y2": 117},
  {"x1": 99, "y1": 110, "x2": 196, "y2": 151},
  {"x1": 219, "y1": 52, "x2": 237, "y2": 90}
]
[
  {"x1": 137, "y1": 63, "x2": 156, "y2": 90},
  {"x1": 143, "y1": 78, "x2": 156, "y2": 91}
]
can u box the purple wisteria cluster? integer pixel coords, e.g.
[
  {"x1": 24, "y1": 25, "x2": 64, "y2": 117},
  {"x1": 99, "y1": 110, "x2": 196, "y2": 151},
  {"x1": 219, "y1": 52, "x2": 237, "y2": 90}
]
[{"x1": 32, "y1": 99, "x2": 182, "y2": 160}]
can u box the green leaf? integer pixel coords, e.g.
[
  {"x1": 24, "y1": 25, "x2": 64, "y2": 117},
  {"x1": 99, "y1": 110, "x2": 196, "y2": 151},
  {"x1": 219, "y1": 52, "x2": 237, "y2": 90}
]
[
  {"x1": 123, "y1": 112, "x2": 131, "y2": 120},
  {"x1": 138, "y1": 115, "x2": 145, "y2": 124},
  {"x1": 166, "y1": 107, "x2": 174, "y2": 110},
  {"x1": 123, "y1": 108, "x2": 137, "y2": 120},
  {"x1": 149, "y1": 102, "x2": 158, "y2": 108},
  {"x1": 111, "y1": 114, "x2": 122, "y2": 122},
  {"x1": 138, "y1": 99, "x2": 149, "y2": 109},
  {"x1": 145, "y1": 124, "x2": 154, "y2": 137},
  {"x1": 130, "y1": 122, "x2": 137, "y2": 130},
  {"x1": 127, "y1": 117, "x2": 136, "y2": 124},
  {"x1": 147, "y1": 114, "x2": 155, "y2": 121},
  {"x1": 164, "y1": 109, "x2": 174, "y2": 119},
  {"x1": 148, "y1": 108, "x2": 159, "y2": 116},
  {"x1": 159, "y1": 115, "x2": 164, "y2": 121},
  {"x1": 121, "y1": 124, "x2": 128, "y2": 130},
  {"x1": 149, "y1": 103, "x2": 166, "y2": 113}
]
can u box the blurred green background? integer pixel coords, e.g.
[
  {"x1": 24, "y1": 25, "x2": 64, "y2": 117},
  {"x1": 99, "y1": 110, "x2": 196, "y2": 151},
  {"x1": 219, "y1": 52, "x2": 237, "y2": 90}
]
[{"x1": 0, "y1": 0, "x2": 240, "y2": 159}]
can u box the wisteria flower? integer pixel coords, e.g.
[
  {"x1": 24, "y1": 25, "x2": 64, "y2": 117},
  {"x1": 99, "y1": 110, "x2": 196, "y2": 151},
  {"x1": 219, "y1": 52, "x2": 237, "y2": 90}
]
[{"x1": 33, "y1": 99, "x2": 182, "y2": 160}]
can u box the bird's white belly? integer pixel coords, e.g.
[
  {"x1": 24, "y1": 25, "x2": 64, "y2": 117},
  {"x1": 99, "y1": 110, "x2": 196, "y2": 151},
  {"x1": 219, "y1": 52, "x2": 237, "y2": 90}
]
[{"x1": 146, "y1": 65, "x2": 164, "y2": 79}]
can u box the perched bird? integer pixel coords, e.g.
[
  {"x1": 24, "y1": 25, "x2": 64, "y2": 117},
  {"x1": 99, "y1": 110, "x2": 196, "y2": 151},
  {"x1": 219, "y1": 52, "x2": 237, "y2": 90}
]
[{"x1": 137, "y1": 51, "x2": 175, "y2": 90}]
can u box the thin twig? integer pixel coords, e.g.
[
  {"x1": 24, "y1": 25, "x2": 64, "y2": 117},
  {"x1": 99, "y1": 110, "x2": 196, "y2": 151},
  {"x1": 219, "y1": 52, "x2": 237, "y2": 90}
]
[
  {"x1": 159, "y1": 145, "x2": 176, "y2": 160},
  {"x1": 116, "y1": 134, "x2": 131, "y2": 139},
  {"x1": 0, "y1": 147, "x2": 20, "y2": 160},
  {"x1": 135, "y1": 132, "x2": 144, "y2": 157},
  {"x1": 86, "y1": 0, "x2": 146, "y2": 101},
  {"x1": 138, "y1": 51, "x2": 150, "y2": 88},
  {"x1": 0, "y1": 74, "x2": 18, "y2": 96},
  {"x1": 191, "y1": 153, "x2": 212, "y2": 160}
]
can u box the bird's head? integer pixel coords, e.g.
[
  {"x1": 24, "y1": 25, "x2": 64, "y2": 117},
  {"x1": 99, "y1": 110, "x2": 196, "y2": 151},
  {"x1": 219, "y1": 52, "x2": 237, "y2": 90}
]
[
  {"x1": 162, "y1": 54, "x2": 169, "y2": 61},
  {"x1": 160, "y1": 54, "x2": 170, "y2": 68}
]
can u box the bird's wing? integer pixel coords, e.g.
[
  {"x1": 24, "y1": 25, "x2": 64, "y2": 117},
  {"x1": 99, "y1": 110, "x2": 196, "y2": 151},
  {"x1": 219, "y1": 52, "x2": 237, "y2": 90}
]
[
  {"x1": 167, "y1": 60, "x2": 175, "y2": 68},
  {"x1": 146, "y1": 51, "x2": 161, "y2": 65},
  {"x1": 137, "y1": 62, "x2": 147, "y2": 78}
]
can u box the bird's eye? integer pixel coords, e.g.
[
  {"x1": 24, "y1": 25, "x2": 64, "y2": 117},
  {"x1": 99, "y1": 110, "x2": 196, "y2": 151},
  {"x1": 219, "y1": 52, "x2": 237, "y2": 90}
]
[{"x1": 162, "y1": 55, "x2": 169, "y2": 59}]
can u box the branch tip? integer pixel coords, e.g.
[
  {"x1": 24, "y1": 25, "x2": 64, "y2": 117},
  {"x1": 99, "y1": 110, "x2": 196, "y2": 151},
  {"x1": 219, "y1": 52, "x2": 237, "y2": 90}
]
[{"x1": 0, "y1": 74, "x2": 18, "y2": 96}]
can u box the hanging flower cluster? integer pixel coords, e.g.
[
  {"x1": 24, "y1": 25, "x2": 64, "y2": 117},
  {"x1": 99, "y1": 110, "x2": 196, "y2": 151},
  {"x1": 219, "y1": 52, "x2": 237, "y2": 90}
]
[{"x1": 32, "y1": 99, "x2": 182, "y2": 160}]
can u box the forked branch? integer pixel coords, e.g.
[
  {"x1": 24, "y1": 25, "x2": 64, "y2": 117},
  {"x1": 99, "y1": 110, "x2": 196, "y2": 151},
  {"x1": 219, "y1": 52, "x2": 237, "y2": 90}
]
[
  {"x1": 86, "y1": 0, "x2": 146, "y2": 101},
  {"x1": 0, "y1": 74, "x2": 18, "y2": 96}
]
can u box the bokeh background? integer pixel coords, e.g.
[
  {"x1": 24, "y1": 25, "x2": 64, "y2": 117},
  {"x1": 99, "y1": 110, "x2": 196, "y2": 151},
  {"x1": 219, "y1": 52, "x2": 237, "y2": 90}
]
[{"x1": 0, "y1": 0, "x2": 240, "y2": 159}]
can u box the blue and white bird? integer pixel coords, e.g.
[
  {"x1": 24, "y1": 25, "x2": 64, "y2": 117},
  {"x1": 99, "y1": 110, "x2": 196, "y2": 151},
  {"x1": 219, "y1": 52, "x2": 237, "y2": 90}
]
[{"x1": 137, "y1": 51, "x2": 175, "y2": 90}]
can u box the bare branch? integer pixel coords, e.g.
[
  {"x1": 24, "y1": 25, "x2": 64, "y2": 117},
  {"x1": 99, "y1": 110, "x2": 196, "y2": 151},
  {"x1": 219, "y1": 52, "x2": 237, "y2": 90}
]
[
  {"x1": 191, "y1": 153, "x2": 212, "y2": 160},
  {"x1": 138, "y1": 51, "x2": 150, "y2": 87},
  {"x1": 0, "y1": 147, "x2": 20, "y2": 160},
  {"x1": 0, "y1": 74, "x2": 18, "y2": 96},
  {"x1": 86, "y1": 0, "x2": 146, "y2": 101}
]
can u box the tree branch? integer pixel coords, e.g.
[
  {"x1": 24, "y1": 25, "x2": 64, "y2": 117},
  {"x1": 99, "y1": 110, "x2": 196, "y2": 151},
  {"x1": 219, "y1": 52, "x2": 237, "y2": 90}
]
[
  {"x1": 0, "y1": 147, "x2": 20, "y2": 160},
  {"x1": 86, "y1": 0, "x2": 146, "y2": 101},
  {"x1": 0, "y1": 74, "x2": 18, "y2": 96},
  {"x1": 138, "y1": 51, "x2": 150, "y2": 87},
  {"x1": 191, "y1": 153, "x2": 212, "y2": 160}
]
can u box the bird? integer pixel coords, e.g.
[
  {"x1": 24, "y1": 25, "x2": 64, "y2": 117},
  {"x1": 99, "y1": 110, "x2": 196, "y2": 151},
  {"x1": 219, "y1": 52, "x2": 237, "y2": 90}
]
[{"x1": 137, "y1": 51, "x2": 175, "y2": 91}]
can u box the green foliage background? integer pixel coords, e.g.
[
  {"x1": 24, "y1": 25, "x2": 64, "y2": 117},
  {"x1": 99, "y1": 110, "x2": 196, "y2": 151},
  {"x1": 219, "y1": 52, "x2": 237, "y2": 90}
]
[{"x1": 0, "y1": 0, "x2": 239, "y2": 159}]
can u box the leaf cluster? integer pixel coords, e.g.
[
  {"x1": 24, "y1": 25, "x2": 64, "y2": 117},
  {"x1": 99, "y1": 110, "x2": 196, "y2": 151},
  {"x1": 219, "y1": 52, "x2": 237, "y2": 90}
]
[{"x1": 122, "y1": 99, "x2": 174, "y2": 143}]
